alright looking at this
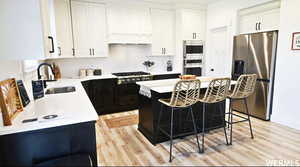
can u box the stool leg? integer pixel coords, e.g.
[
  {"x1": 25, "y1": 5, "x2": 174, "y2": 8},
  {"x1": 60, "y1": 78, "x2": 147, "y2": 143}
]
[
  {"x1": 220, "y1": 102, "x2": 229, "y2": 145},
  {"x1": 227, "y1": 99, "x2": 232, "y2": 128},
  {"x1": 201, "y1": 103, "x2": 205, "y2": 153},
  {"x1": 190, "y1": 106, "x2": 201, "y2": 153},
  {"x1": 169, "y1": 107, "x2": 174, "y2": 163},
  {"x1": 229, "y1": 100, "x2": 233, "y2": 145},
  {"x1": 155, "y1": 104, "x2": 163, "y2": 144},
  {"x1": 244, "y1": 99, "x2": 254, "y2": 139}
]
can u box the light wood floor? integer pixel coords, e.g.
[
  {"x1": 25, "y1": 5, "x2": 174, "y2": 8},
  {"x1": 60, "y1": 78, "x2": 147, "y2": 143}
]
[{"x1": 96, "y1": 110, "x2": 300, "y2": 166}]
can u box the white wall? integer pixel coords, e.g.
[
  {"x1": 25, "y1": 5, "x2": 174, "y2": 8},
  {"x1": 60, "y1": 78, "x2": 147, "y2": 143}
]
[
  {"x1": 205, "y1": 0, "x2": 272, "y2": 76},
  {"x1": 47, "y1": 45, "x2": 174, "y2": 77},
  {"x1": 271, "y1": 0, "x2": 300, "y2": 130}
]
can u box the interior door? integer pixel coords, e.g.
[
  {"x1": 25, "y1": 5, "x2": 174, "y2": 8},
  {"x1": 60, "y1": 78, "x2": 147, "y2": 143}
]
[
  {"x1": 207, "y1": 27, "x2": 229, "y2": 76},
  {"x1": 71, "y1": 1, "x2": 90, "y2": 57},
  {"x1": 87, "y1": 3, "x2": 108, "y2": 57}
]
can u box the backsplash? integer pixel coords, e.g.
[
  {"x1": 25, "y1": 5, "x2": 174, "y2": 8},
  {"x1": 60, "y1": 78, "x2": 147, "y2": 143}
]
[{"x1": 46, "y1": 45, "x2": 175, "y2": 78}]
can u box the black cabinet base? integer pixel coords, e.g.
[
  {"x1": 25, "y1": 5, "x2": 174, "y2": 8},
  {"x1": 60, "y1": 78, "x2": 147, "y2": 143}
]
[{"x1": 0, "y1": 122, "x2": 97, "y2": 167}]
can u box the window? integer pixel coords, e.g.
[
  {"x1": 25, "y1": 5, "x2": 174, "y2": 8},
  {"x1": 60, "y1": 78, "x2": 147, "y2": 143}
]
[{"x1": 23, "y1": 60, "x2": 39, "y2": 73}]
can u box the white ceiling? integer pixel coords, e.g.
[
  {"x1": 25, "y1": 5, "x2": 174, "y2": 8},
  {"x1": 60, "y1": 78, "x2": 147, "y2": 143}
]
[{"x1": 142, "y1": 0, "x2": 218, "y2": 5}]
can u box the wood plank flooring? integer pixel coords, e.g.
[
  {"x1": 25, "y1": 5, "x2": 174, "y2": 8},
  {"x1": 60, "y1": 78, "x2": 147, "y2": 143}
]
[{"x1": 96, "y1": 110, "x2": 300, "y2": 166}]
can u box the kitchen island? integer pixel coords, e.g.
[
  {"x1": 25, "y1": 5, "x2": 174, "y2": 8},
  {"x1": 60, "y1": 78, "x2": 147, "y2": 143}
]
[{"x1": 136, "y1": 77, "x2": 236, "y2": 145}]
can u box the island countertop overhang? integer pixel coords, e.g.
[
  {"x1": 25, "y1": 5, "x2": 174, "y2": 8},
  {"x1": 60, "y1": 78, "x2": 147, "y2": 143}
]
[{"x1": 136, "y1": 76, "x2": 237, "y2": 94}]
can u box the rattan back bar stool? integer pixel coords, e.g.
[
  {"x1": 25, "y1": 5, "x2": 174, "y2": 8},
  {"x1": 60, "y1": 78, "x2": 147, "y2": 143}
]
[
  {"x1": 226, "y1": 74, "x2": 257, "y2": 145},
  {"x1": 155, "y1": 79, "x2": 201, "y2": 162},
  {"x1": 198, "y1": 78, "x2": 231, "y2": 153}
]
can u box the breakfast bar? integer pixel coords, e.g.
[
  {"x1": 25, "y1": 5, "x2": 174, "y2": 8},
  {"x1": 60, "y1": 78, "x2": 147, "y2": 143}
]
[{"x1": 136, "y1": 77, "x2": 236, "y2": 145}]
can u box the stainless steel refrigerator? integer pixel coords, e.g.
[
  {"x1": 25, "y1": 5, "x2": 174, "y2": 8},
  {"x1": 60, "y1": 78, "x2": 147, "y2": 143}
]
[{"x1": 232, "y1": 31, "x2": 278, "y2": 120}]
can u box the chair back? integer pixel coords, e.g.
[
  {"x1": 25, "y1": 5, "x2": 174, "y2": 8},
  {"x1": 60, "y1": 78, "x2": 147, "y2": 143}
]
[
  {"x1": 230, "y1": 74, "x2": 257, "y2": 99},
  {"x1": 169, "y1": 79, "x2": 201, "y2": 108},
  {"x1": 201, "y1": 78, "x2": 231, "y2": 103}
]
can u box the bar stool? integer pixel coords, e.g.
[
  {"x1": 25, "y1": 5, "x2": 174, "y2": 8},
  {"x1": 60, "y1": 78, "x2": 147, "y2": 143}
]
[
  {"x1": 226, "y1": 74, "x2": 257, "y2": 145},
  {"x1": 198, "y1": 78, "x2": 231, "y2": 153},
  {"x1": 156, "y1": 79, "x2": 201, "y2": 162}
]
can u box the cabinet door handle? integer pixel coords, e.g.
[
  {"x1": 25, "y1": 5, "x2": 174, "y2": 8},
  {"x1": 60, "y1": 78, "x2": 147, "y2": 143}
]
[
  {"x1": 58, "y1": 47, "x2": 62, "y2": 56},
  {"x1": 258, "y1": 22, "x2": 261, "y2": 30},
  {"x1": 162, "y1": 48, "x2": 164, "y2": 54},
  {"x1": 48, "y1": 36, "x2": 55, "y2": 53},
  {"x1": 92, "y1": 48, "x2": 95, "y2": 55},
  {"x1": 72, "y1": 48, "x2": 75, "y2": 56},
  {"x1": 164, "y1": 48, "x2": 166, "y2": 54},
  {"x1": 255, "y1": 23, "x2": 258, "y2": 31}
]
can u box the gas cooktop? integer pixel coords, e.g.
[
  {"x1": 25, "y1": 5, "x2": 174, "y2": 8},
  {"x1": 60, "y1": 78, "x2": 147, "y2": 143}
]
[{"x1": 112, "y1": 71, "x2": 152, "y2": 84}]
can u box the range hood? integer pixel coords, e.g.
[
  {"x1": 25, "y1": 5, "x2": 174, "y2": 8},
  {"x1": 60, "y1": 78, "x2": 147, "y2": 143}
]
[
  {"x1": 108, "y1": 33, "x2": 152, "y2": 44},
  {"x1": 107, "y1": 6, "x2": 152, "y2": 44}
]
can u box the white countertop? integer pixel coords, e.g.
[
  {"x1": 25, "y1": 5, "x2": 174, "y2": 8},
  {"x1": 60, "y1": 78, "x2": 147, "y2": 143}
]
[
  {"x1": 136, "y1": 76, "x2": 237, "y2": 93},
  {"x1": 0, "y1": 78, "x2": 99, "y2": 136}
]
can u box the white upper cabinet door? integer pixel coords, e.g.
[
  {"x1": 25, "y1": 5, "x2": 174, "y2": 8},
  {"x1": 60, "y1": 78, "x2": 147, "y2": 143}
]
[
  {"x1": 182, "y1": 10, "x2": 206, "y2": 41},
  {"x1": 40, "y1": 0, "x2": 56, "y2": 59},
  {"x1": 87, "y1": 3, "x2": 108, "y2": 57},
  {"x1": 260, "y1": 8, "x2": 280, "y2": 31},
  {"x1": 151, "y1": 9, "x2": 175, "y2": 56},
  {"x1": 53, "y1": 0, "x2": 74, "y2": 58},
  {"x1": 71, "y1": 1, "x2": 90, "y2": 57},
  {"x1": 239, "y1": 13, "x2": 261, "y2": 34}
]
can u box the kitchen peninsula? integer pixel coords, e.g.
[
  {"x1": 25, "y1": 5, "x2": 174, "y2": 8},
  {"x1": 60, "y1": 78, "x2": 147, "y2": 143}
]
[
  {"x1": 0, "y1": 79, "x2": 100, "y2": 166},
  {"x1": 136, "y1": 77, "x2": 236, "y2": 144}
]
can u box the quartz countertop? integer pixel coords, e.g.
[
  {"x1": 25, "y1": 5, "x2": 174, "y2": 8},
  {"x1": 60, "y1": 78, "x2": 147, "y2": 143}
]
[
  {"x1": 0, "y1": 79, "x2": 99, "y2": 136},
  {"x1": 136, "y1": 76, "x2": 237, "y2": 93}
]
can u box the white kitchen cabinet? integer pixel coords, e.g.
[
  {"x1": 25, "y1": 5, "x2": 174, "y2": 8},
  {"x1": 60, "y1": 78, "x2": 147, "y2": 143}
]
[
  {"x1": 260, "y1": 8, "x2": 280, "y2": 32},
  {"x1": 53, "y1": 0, "x2": 74, "y2": 58},
  {"x1": 239, "y1": 13, "x2": 262, "y2": 34},
  {"x1": 239, "y1": 1, "x2": 280, "y2": 34},
  {"x1": 181, "y1": 10, "x2": 206, "y2": 41},
  {"x1": 151, "y1": 9, "x2": 175, "y2": 56},
  {"x1": 71, "y1": 1, "x2": 108, "y2": 57}
]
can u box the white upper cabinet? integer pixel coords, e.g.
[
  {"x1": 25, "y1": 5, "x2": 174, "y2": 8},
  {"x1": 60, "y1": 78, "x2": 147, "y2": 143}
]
[
  {"x1": 181, "y1": 10, "x2": 206, "y2": 41},
  {"x1": 239, "y1": 1, "x2": 280, "y2": 34},
  {"x1": 151, "y1": 8, "x2": 175, "y2": 56},
  {"x1": 53, "y1": 0, "x2": 74, "y2": 58},
  {"x1": 260, "y1": 8, "x2": 280, "y2": 32},
  {"x1": 107, "y1": 6, "x2": 152, "y2": 43},
  {"x1": 71, "y1": 1, "x2": 108, "y2": 57}
]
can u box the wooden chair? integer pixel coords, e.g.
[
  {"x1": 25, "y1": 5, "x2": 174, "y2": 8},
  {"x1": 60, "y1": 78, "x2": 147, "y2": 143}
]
[
  {"x1": 198, "y1": 78, "x2": 231, "y2": 153},
  {"x1": 226, "y1": 74, "x2": 257, "y2": 145},
  {"x1": 156, "y1": 79, "x2": 201, "y2": 162}
]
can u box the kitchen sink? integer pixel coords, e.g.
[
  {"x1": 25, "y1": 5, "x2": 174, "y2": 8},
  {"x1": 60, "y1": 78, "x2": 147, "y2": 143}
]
[{"x1": 45, "y1": 86, "x2": 76, "y2": 94}]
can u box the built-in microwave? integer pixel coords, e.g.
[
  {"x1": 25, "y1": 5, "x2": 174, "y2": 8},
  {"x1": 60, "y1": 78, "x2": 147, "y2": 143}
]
[{"x1": 183, "y1": 40, "x2": 204, "y2": 76}]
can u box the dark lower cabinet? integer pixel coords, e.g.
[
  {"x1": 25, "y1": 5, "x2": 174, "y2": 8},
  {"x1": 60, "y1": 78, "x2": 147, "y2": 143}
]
[
  {"x1": 0, "y1": 122, "x2": 97, "y2": 167},
  {"x1": 90, "y1": 79, "x2": 117, "y2": 115},
  {"x1": 81, "y1": 73, "x2": 182, "y2": 115}
]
